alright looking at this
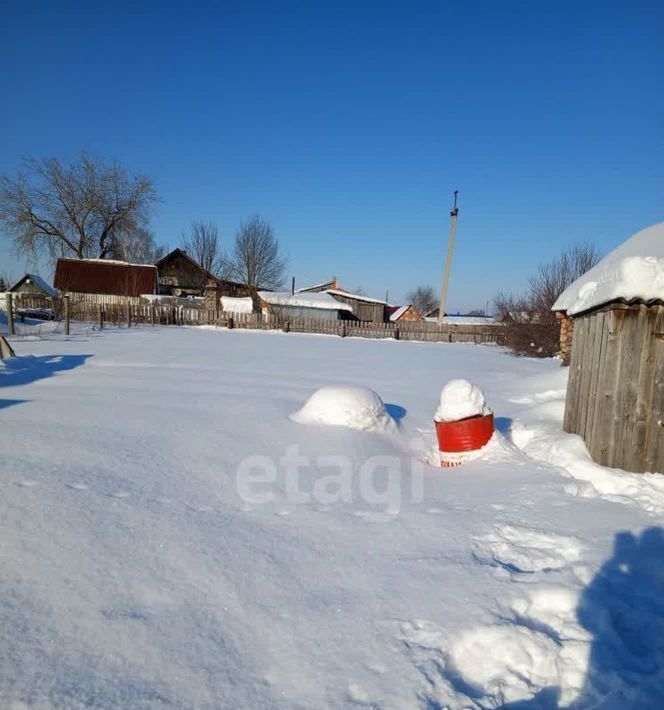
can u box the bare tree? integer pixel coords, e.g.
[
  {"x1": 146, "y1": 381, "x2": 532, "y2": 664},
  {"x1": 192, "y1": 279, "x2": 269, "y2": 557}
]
[
  {"x1": 108, "y1": 227, "x2": 165, "y2": 264},
  {"x1": 0, "y1": 274, "x2": 10, "y2": 291},
  {"x1": 0, "y1": 153, "x2": 157, "y2": 263},
  {"x1": 406, "y1": 285, "x2": 437, "y2": 315},
  {"x1": 494, "y1": 243, "x2": 601, "y2": 357},
  {"x1": 180, "y1": 221, "x2": 226, "y2": 276},
  {"x1": 229, "y1": 215, "x2": 286, "y2": 290}
]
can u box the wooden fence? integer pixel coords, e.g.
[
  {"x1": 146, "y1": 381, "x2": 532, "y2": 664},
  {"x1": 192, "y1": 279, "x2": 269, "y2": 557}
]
[
  {"x1": 62, "y1": 300, "x2": 506, "y2": 345},
  {"x1": 4, "y1": 293, "x2": 505, "y2": 345}
]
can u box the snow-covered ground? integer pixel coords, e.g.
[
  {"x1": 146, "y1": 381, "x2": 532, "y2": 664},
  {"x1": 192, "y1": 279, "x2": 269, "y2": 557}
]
[{"x1": 1, "y1": 326, "x2": 662, "y2": 709}]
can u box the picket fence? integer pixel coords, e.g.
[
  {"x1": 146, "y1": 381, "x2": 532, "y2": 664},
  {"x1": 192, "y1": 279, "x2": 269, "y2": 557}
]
[{"x1": 6, "y1": 294, "x2": 505, "y2": 345}]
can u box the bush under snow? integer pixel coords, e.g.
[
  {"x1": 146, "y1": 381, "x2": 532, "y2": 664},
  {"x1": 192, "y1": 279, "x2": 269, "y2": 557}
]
[{"x1": 291, "y1": 385, "x2": 396, "y2": 433}]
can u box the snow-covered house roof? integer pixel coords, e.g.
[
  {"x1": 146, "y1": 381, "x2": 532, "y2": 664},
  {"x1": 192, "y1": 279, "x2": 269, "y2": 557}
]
[
  {"x1": 297, "y1": 278, "x2": 338, "y2": 293},
  {"x1": 258, "y1": 291, "x2": 353, "y2": 311},
  {"x1": 9, "y1": 273, "x2": 59, "y2": 298},
  {"x1": 553, "y1": 222, "x2": 664, "y2": 316},
  {"x1": 385, "y1": 304, "x2": 423, "y2": 321},
  {"x1": 387, "y1": 305, "x2": 410, "y2": 321}
]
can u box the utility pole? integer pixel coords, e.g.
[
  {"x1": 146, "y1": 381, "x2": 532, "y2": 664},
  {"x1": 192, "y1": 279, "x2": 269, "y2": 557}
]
[{"x1": 437, "y1": 190, "x2": 460, "y2": 325}]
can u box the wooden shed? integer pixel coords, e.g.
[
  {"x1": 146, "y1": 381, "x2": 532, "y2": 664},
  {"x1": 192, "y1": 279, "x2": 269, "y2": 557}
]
[
  {"x1": 54, "y1": 258, "x2": 157, "y2": 303},
  {"x1": 297, "y1": 279, "x2": 387, "y2": 323},
  {"x1": 554, "y1": 222, "x2": 664, "y2": 474},
  {"x1": 258, "y1": 291, "x2": 353, "y2": 321},
  {"x1": 325, "y1": 289, "x2": 387, "y2": 323}
]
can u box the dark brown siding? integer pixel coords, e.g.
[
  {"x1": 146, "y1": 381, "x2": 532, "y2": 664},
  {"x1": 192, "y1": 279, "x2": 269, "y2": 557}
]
[
  {"x1": 54, "y1": 259, "x2": 157, "y2": 296},
  {"x1": 156, "y1": 249, "x2": 251, "y2": 298}
]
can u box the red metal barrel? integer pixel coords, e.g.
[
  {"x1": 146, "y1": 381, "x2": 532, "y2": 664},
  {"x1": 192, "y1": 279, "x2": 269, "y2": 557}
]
[{"x1": 435, "y1": 412, "x2": 494, "y2": 453}]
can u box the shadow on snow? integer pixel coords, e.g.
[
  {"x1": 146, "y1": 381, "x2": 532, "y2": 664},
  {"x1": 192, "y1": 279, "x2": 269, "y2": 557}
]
[
  {"x1": 503, "y1": 526, "x2": 664, "y2": 709},
  {"x1": 0, "y1": 354, "x2": 92, "y2": 390}
]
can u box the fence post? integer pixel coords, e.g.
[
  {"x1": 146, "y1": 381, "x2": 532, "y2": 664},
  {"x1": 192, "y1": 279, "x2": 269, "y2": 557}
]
[
  {"x1": 98, "y1": 304, "x2": 104, "y2": 330},
  {"x1": 125, "y1": 301, "x2": 131, "y2": 328},
  {"x1": 340, "y1": 321, "x2": 346, "y2": 338},
  {"x1": 5, "y1": 293, "x2": 14, "y2": 336},
  {"x1": 64, "y1": 295, "x2": 70, "y2": 335},
  {"x1": 150, "y1": 305, "x2": 155, "y2": 326},
  {"x1": 394, "y1": 327, "x2": 400, "y2": 341}
]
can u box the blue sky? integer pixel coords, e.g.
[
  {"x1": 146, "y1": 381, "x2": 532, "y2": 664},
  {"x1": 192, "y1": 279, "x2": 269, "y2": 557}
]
[{"x1": 1, "y1": 0, "x2": 662, "y2": 311}]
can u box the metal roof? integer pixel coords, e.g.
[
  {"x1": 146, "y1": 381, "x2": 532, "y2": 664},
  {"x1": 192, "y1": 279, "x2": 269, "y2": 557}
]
[{"x1": 54, "y1": 259, "x2": 157, "y2": 296}]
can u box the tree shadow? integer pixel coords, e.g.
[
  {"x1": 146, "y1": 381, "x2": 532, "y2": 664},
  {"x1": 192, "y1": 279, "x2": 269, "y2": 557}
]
[
  {"x1": 0, "y1": 354, "x2": 92, "y2": 388},
  {"x1": 0, "y1": 398, "x2": 29, "y2": 410},
  {"x1": 501, "y1": 527, "x2": 664, "y2": 709}
]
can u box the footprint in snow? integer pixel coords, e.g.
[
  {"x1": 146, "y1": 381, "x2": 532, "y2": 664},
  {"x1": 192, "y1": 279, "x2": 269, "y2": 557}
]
[
  {"x1": 184, "y1": 503, "x2": 213, "y2": 512},
  {"x1": 353, "y1": 511, "x2": 399, "y2": 524},
  {"x1": 106, "y1": 491, "x2": 131, "y2": 499},
  {"x1": 16, "y1": 480, "x2": 38, "y2": 487},
  {"x1": 472, "y1": 524, "x2": 584, "y2": 574},
  {"x1": 347, "y1": 683, "x2": 374, "y2": 706},
  {"x1": 66, "y1": 482, "x2": 89, "y2": 491}
]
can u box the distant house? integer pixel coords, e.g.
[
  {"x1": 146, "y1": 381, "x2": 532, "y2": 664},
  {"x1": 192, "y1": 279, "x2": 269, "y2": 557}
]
[
  {"x1": 386, "y1": 304, "x2": 421, "y2": 322},
  {"x1": 155, "y1": 249, "x2": 250, "y2": 306},
  {"x1": 259, "y1": 291, "x2": 353, "y2": 321},
  {"x1": 9, "y1": 273, "x2": 59, "y2": 299},
  {"x1": 553, "y1": 221, "x2": 664, "y2": 475},
  {"x1": 54, "y1": 258, "x2": 157, "y2": 303},
  {"x1": 425, "y1": 308, "x2": 499, "y2": 326}
]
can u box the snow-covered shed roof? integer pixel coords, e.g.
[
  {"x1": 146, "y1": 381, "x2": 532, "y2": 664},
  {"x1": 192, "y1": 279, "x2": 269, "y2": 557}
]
[
  {"x1": 221, "y1": 296, "x2": 253, "y2": 314},
  {"x1": 258, "y1": 291, "x2": 353, "y2": 311},
  {"x1": 553, "y1": 222, "x2": 664, "y2": 316},
  {"x1": 9, "y1": 273, "x2": 59, "y2": 298},
  {"x1": 325, "y1": 288, "x2": 387, "y2": 305}
]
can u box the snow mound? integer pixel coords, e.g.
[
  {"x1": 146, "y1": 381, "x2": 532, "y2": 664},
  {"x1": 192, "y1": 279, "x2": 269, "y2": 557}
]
[
  {"x1": 291, "y1": 385, "x2": 396, "y2": 433},
  {"x1": 434, "y1": 379, "x2": 491, "y2": 422},
  {"x1": 553, "y1": 221, "x2": 664, "y2": 315}
]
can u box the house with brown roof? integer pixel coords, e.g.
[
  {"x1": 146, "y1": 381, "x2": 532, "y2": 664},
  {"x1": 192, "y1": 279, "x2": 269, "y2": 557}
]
[{"x1": 155, "y1": 249, "x2": 251, "y2": 306}]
